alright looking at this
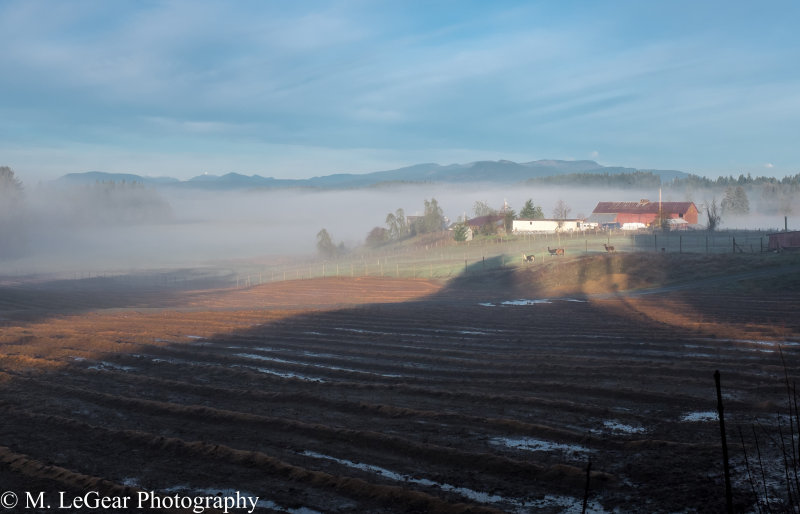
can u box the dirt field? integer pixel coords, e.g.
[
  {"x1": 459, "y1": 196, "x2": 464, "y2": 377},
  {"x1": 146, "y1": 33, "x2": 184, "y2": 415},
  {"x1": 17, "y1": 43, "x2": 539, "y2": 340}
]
[{"x1": 1, "y1": 254, "x2": 799, "y2": 513}]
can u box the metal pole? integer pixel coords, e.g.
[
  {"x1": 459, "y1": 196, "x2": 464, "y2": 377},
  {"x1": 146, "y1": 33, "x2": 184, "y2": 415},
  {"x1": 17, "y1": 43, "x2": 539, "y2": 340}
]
[{"x1": 714, "y1": 370, "x2": 734, "y2": 513}]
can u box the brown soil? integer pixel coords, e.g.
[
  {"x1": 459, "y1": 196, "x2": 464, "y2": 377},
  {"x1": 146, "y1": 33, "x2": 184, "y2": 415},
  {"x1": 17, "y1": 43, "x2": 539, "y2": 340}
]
[{"x1": 1, "y1": 256, "x2": 799, "y2": 513}]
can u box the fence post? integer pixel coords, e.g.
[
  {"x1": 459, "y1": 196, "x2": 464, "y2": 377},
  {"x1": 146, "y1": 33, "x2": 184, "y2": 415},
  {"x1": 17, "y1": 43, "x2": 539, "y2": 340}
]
[{"x1": 714, "y1": 370, "x2": 734, "y2": 513}]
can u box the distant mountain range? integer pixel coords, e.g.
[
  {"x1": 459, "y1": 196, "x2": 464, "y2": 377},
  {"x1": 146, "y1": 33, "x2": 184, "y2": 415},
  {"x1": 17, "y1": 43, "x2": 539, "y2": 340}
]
[{"x1": 56, "y1": 160, "x2": 690, "y2": 190}]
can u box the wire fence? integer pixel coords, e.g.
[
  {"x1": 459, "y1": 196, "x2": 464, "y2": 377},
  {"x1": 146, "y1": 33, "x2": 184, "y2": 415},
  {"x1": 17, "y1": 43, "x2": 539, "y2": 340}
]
[
  {"x1": 228, "y1": 229, "x2": 776, "y2": 287},
  {"x1": 11, "y1": 229, "x2": 773, "y2": 289}
]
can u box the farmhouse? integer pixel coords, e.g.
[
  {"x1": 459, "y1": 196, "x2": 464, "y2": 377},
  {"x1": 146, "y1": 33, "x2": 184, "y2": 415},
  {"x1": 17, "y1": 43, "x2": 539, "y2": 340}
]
[
  {"x1": 467, "y1": 214, "x2": 505, "y2": 230},
  {"x1": 512, "y1": 219, "x2": 583, "y2": 233},
  {"x1": 767, "y1": 230, "x2": 800, "y2": 252},
  {"x1": 588, "y1": 199, "x2": 699, "y2": 228}
]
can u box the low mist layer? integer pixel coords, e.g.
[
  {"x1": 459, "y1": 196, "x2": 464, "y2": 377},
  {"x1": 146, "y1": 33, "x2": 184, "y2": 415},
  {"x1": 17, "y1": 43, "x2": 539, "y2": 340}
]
[{"x1": 0, "y1": 169, "x2": 796, "y2": 276}]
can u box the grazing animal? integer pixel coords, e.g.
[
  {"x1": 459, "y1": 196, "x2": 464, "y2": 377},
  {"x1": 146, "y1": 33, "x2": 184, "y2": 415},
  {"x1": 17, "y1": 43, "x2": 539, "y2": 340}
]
[
  {"x1": 522, "y1": 253, "x2": 535, "y2": 263},
  {"x1": 603, "y1": 243, "x2": 616, "y2": 253},
  {"x1": 547, "y1": 247, "x2": 565, "y2": 256}
]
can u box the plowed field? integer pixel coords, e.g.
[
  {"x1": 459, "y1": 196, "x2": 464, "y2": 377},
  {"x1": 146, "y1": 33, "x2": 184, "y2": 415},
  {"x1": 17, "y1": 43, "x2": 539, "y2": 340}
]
[{"x1": 1, "y1": 255, "x2": 799, "y2": 513}]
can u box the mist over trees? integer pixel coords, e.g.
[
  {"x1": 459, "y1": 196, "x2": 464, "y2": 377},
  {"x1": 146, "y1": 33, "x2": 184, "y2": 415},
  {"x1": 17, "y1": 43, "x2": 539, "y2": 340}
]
[
  {"x1": 412, "y1": 198, "x2": 446, "y2": 235},
  {"x1": 0, "y1": 167, "x2": 27, "y2": 259},
  {"x1": 384, "y1": 209, "x2": 409, "y2": 241},
  {"x1": 472, "y1": 200, "x2": 497, "y2": 217},
  {"x1": 62, "y1": 180, "x2": 173, "y2": 225},
  {"x1": 1, "y1": 166, "x2": 23, "y2": 195},
  {"x1": 316, "y1": 228, "x2": 345, "y2": 259},
  {"x1": 551, "y1": 199, "x2": 571, "y2": 220},
  {"x1": 721, "y1": 186, "x2": 750, "y2": 215}
]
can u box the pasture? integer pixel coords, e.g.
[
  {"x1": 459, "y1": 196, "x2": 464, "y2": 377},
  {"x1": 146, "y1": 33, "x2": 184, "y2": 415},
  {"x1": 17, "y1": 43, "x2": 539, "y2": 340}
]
[{"x1": 1, "y1": 249, "x2": 799, "y2": 512}]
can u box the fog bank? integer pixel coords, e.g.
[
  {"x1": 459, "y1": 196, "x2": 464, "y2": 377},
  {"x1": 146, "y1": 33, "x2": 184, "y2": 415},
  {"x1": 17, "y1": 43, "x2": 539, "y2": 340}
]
[{"x1": 0, "y1": 181, "x2": 794, "y2": 276}]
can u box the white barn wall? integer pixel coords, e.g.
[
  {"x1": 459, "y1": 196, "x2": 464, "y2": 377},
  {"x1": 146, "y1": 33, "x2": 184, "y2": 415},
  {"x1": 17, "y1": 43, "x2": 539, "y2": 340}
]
[{"x1": 512, "y1": 219, "x2": 582, "y2": 233}]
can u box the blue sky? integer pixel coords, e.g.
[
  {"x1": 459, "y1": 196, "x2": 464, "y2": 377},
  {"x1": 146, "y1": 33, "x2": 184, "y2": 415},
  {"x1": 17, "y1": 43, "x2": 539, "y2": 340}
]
[{"x1": 2, "y1": 0, "x2": 799, "y2": 181}]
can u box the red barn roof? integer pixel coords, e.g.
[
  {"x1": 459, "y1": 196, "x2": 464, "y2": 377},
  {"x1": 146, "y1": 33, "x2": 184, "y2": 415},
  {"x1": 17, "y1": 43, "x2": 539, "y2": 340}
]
[
  {"x1": 592, "y1": 200, "x2": 696, "y2": 215},
  {"x1": 467, "y1": 214, "x2": 505, "y2": 227}
]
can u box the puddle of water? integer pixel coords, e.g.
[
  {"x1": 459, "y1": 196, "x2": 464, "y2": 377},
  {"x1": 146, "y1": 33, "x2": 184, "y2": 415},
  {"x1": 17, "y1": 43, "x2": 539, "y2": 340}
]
[
  {"x1": 681, "y1": 411, "x2": 719, "y2": 422},
  {"x1": 502, "y1": 299, "x2": 552, "y2": 305},
  {"x1": 242, "y1": 365, "x2": 327, "y2": 383},
  {"x1": 87, "y1": 361, "x2": 136, "y2": 372},
  {"x1": 491, "y1": 437, "x2": 590, "y2": 455},
  {"x1": 234, "y1": 353, "x2": 403, "y2": 378},
  {"x1": 693, "y1": 338, "x2": 800, "y2": 350},
  {"x1": 300, "y1": 450, "x2": 607, "y2": 513},
  {"x1": 482, "y1": 298, "x2": 586, "y2": 307},
  {"x1": 334, "y1": 327, "x2": 391, "y2": 335},
  {"x1": 158, "y1": 484, "x2": 321, "y2": 514},
  {"x1": 602, "y1": 420, "x2": 646, "y2": 434}
]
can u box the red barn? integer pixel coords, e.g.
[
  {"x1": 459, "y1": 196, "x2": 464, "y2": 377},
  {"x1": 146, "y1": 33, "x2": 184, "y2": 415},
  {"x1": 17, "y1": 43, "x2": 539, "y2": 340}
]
[
  {"x1": 767, "y1": 231, "x2": 800, "y2": 252},
  {"x1": 591, "y1": 199, "x2": 699, "y2": 227}
]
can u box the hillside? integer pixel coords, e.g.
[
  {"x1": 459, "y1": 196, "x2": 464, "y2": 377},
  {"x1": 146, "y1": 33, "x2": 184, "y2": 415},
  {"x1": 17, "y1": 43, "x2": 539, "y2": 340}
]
[{"x1": 55, "y1": 159, "x2": 691, "y2": 190}]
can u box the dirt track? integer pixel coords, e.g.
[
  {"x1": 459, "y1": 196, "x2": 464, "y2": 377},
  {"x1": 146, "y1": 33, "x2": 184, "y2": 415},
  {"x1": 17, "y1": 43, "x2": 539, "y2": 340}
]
[{"x1": 1, "y1": 259, "x2": 799, "y2": 513}]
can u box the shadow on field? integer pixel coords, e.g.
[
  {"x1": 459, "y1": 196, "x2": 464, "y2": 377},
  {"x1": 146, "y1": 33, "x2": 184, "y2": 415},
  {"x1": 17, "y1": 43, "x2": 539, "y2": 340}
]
[
  {"x1": 0, "y1": 268, "x2": 237, "y2": 322},
  {"x1": 2, "y1": 253, "x2": 800, "y2": 512}
]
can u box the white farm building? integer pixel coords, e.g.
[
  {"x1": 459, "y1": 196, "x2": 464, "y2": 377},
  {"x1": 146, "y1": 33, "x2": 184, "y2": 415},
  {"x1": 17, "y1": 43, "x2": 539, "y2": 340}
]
[{"x1": 512, "y1": 219, "x2": 584, "y2": 233}]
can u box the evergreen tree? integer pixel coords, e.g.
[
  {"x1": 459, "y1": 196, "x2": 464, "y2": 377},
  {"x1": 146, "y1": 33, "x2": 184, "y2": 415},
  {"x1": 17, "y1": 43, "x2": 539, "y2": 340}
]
[{"x1": 519, "y1": 199, "x2": 544, "y2": 219}]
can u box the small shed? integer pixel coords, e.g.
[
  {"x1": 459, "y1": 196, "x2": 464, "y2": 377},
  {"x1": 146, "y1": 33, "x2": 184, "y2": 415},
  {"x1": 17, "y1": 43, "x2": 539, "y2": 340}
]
[{"x1": 767, "y1": 231, "x2": 800, "y2": 252}]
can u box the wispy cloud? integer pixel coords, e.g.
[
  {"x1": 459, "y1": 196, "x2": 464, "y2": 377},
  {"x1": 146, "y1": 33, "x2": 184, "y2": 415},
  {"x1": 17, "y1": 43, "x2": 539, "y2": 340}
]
[{"x1": 1, "y1": 1, "x2": 800, "y2": 180}]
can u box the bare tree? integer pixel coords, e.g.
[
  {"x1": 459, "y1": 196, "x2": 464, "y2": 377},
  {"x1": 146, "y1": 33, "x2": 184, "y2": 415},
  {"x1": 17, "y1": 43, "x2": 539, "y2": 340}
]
[
  {"x1": 552, "y1": 199, "x2": 571, "y2": 220},
  {"x1": 473, "y1": 200, "x2": 497, "y2": 217},
  {"x1": 706, "y1": 198, "x2": 722, "y2": 231},
  {"x1": 385, "y1": 208, "x2": 408, "y2": 240}
]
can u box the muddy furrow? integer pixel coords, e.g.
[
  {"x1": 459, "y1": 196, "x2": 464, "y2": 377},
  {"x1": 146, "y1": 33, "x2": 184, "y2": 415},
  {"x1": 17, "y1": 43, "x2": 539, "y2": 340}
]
[
  {"x1": 2, "y1": 382, "x2": 615, "y2": 488},
  {"x1": 0, "y1": 406, "x2": 509, "y2": 513}
]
